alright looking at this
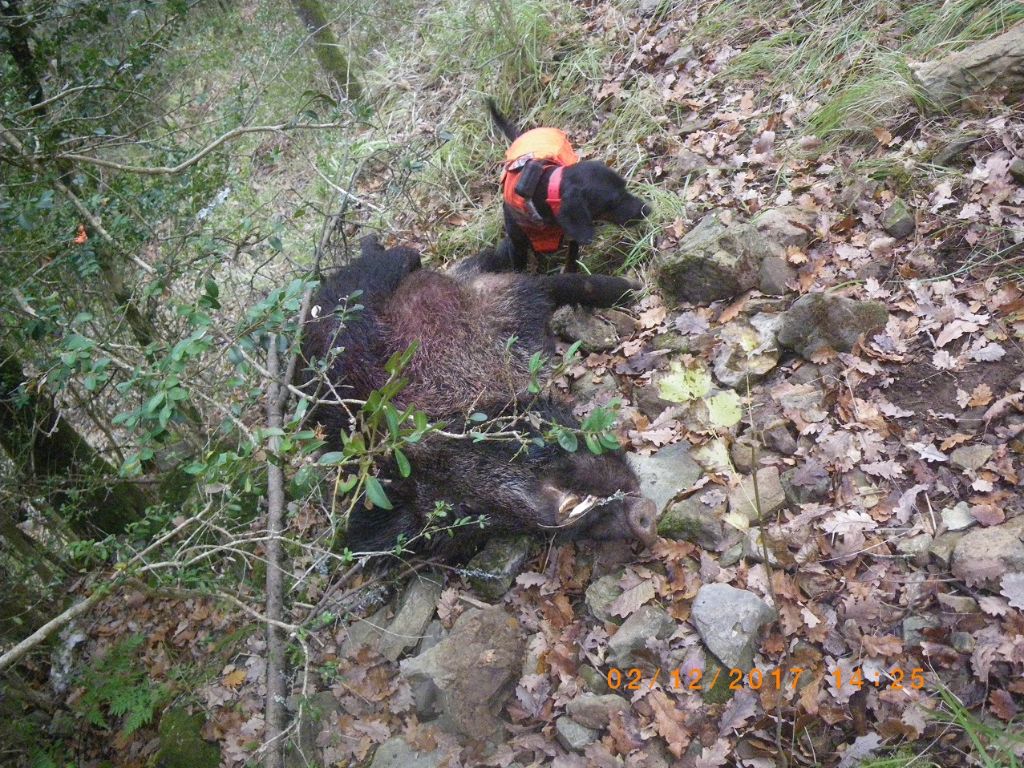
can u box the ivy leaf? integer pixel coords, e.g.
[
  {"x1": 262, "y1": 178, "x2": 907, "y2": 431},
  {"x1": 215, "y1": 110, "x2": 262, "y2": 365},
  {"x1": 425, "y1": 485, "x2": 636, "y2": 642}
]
[
  {"x1": 707, "y1": 390, "x2": 742, "y2": 427},
  {"x1": 658, "y1": 361, "x2": 712, "y2": 403}
]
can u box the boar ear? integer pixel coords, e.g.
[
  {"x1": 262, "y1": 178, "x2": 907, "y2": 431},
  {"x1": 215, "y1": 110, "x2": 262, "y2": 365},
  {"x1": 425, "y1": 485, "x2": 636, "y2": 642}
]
[{"x1": 557, "y1": 189, "x2": 596, "y2": 245}]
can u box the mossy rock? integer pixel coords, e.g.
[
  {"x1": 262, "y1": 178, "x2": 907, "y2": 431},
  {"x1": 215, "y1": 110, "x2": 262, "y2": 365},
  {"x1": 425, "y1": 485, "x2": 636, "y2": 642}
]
[{"x1": 157, "y1": 707, "x2": 220, "y2": 768}]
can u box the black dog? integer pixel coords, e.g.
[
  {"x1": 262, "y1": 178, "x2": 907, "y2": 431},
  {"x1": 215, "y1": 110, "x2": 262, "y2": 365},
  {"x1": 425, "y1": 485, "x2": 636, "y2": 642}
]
[{"x1": 487, "y1": 98, "x2": 651, "y2": 273}]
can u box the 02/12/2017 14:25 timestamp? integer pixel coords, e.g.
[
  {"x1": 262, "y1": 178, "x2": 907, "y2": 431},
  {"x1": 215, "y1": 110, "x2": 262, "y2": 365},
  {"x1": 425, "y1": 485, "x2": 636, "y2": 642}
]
[{"x1": 604, "y1": 667, "x2": 928, "y2": 692}]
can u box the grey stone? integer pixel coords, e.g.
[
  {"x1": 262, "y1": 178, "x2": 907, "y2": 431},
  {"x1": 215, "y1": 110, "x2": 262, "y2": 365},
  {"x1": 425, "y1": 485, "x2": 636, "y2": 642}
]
[
  {"x1": 759, "y1": 256, "x2": 796, "y2": 296},
  {"x1": 951, "y1": 524, "x2": 1024, "y2": 589},
  {"x1": 466, "y1": 534, "x2": 533, "y2": 601},
  {"x1": 937, "y1": 593, "x2": 980, "y2": 613},
  {"x1": 579, "y1": 664, "x2": 611, "y2": 694},
  {"x1": 289, "y1": 691, "x2": 341, "y2": 766},
  {"x1": 410, "y1": 620, "x2": 445, "y2": 719},
  {"x1": 776, "y1": 293, "x2": 888, "y2": 359},
  {"x1": 340, "y1": 605, "x2": 392, "y2": 656},
  {"x1": 565, "y1": 693, "x2": 631, "y2": 729},
  {"x1": 763, "y1": 423, "x2": 797, "y2": 455},
  {"x1": 910, "y1": 24, "x2": 1024, "y2": 109},
  {"x1": 555, "y1": 716, "x2": 599, "y2": 751},
  {"x1": 671, "y1": 149, "x2": 708, "y2": 177},
  {"x1": 929, "y1": 532, "x2": 963, "y2": 566},
  {"x1": 952, "y1": 632, "x2": 976, "y2": 653},
  {"x1": 379, "y1": 576, "x2": 443, "y2": 662},
  {"x1": 550, "y1": 306, "x2": 620, "y2": 352},
  {"x1": 730, "y1": 434, "x2": 760, "y2": 474},
  {"x1": 626, "y1": 442, "x2": 703, "y2": 516},
  {"x1": 897, "y1": 533, "x2": 933, "y2": 566},
  {"x1": 586, "y1": 571, "x2": 625, "y2": 624},
  {"x1": 711, "y1": 318, "x2": 780, "y2": 389},
  {"x1": 1010, "y1": 157, "x2": 1024, "y2": 185},
  {"x1": 902, "y1": 615, "x2": 940, "y2": 647},
  {"x1": 881, "y1": 197, "x2": 915, "y2": 239},
  {"x1": 655, "y1": 206, "x2": 817, "y2": 305},
  {"x1": 719, "y1": 541, "x2": 744, "y2": 567},
  {"x1": 607, "y1": 604, "x2": 677, "y2": 667},
  {"x1": 742, "y1": 527, "x2": 784, "y2": 566},
  {"x1": 691, "y1": 584, "x2": 775, "y2": 669},
  {"x1": 368, "y1": 737, "x2": 445, "y2": 768},
  {"x1": 658, "y1": 495, "x2": 727, "y2": 550},
  {"x1": 950, "y1": 444, "x2": 994, "y2": 471},
  {"x1": 942, "y1": 501, "x2": 976, "y2": 532},
  {"x1": 400, "y1": 606, "x2": 524, "y2": 740},
  {"x1": 728, "y1": 466, "x2": 786, "y2": 522},
  {"x1": 780, "y1": 466, "x2": 830, "y2": 505}
]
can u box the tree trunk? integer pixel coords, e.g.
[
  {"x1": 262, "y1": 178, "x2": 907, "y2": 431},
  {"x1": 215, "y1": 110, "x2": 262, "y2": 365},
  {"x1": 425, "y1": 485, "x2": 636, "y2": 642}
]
[
  {"x1": 0, "y1": 348, "x2": 148, "y2": 536},
  {"x1": 1, "y1": 0, "x2": 45, "y2": 107},
  {"x1": 289, "y1": 0, "x2": 362, "y2": 100}
]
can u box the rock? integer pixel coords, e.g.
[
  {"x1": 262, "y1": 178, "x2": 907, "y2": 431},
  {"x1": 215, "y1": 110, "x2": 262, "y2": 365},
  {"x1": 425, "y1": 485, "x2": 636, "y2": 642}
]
[
  {"x1": 937, "y1": 593, "x2": 979, "y2": 613},
  {"x1": 742, "y1": 527, "x2": 788, "y2": 566},
  {"x1": 399, "y1": 606, "x2": 524, "y2": 740},
  {"x1": 466, "y1": 535, "x2": 533, "y2": 601},
  {"x1": 607, "y1": 604, "x2": 677, "y2": 667},
  {"x1": 711, "y1": 318, "x2": 781, "y2": 389},
  {"x1": 1010, "y1": 157, "x2": 1024, "y2": 185},
  {"x1": 780, "y1": 466, "x2": 831, "y2": 505},
  {"x1": 340, "y1": 605, "x2": 392, "y2": 656},
  {"x1": 730, "y1": 434, "x2": 760, "y2": 473},
  {"x1": 759, "y1": 256, "x2": 796, "y2": 295},
  {"x1": 692, "y1": 584, "x2": 775, "y2": 670},
  {"x1": 728, "y1": 466, "x2": 786, "y2": 522},
  {"x1": 157, "y1": 708, "x2": 220, "y2": 768},
  {"x1": 776, "y1": 293, "x2": 888, "y2": 359},
  {"x1": 902, "y1": 615, "x2": 940, "y2": 647},
  {"x1": 579, "y1": 664, "x2": 611, "y2": 694},
  {"x1": 671, "y1": 149, "x2": 708, "y2": 177},
  {"x1": 929, "y1": 532, "x2": 963, "y2": 566},
  {"x1": 565, "y1": 694, "x2": 631, "y2": 729},
  {"x1": 658, "y1": 495, "x2": 727, "y2": 550},
  {"x1": 638, "y1": 0, "x2": 661, "y2": 16},
  {"x1": 289, "y1": 692, "x2": 341, "y2": 767},
  {"x1": 942, "y1": 501, "x2": 976, "y2": 532},
  {"x1": 950, "y1": 444, "x2": 994, "y2": 471},
  {"x1": 762, "y1": 422, "x2": 797, "y2": 455},
  {"x1": 951, "y1": 632, "x2": 976, "y2": 653},
  {"x1": 410, "y1": 620, "x2": 445, "y2": 718},
  {"x1": 368, "y1": 737, "x2": 445, "y2": 768},
  {"x1": 910, "y1": 23, "x2": 1024, "y2": 109},
  {"x1": 719, "y1": 541, "x2": 744, "y2": 567},
  {"x1": 881, "y1": 197, "x2": 915, "y2": 239},
  {"x1": 751, "y1": 206, "x2": 817, "y2": 248},
  {"x1": 555, "y1": 716, "x2": 599, "y2": 751},
  {"x1": 655, "y1": 207, "x2": 817, "y2": 305},
  {"x1": 897, "y1": 533, "x2": 933, "y2": 566},
  {"x1": 626, "y1": 442, "x2": 703, "y2": 516},
  {"x1": 951, "y1": 524, "x2": 1024, "y2": 589},
  {"x1": 585, "y1": 571, "x2": 625, "y2": 624},
  {"x1": 550, "y1": 306, "x2": 620, "y2": 352},
  {"x1": 379, "y1": 576, "x2": 443, "y2": 662},
  {"x1": 665, "y1": 43, "x2": 696, "y2": 69}
]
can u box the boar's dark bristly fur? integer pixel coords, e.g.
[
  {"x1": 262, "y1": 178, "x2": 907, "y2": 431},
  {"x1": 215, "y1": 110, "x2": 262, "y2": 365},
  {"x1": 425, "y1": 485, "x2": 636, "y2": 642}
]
[{"x1": 298, "y1": 236, "x2": 657, "y2": 558}]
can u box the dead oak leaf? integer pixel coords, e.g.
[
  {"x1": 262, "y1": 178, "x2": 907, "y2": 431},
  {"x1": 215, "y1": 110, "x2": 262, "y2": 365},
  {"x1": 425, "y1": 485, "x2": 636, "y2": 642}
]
[
  {"x1": 1000, "y1": 572, "x2": 1024, "y2": 610},
  {"x1": 990, "y1": 690, "x2": 1019, "y2": 722},
  {"x1": 967, "y1": 383, "x2": 993, "y2": 408}
]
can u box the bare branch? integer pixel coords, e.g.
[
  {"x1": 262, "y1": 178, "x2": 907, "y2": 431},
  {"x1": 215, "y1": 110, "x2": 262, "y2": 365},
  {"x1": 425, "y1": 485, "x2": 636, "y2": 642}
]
[{"x1": 57, "y1": 122, "x2": 343, "y2": 176}]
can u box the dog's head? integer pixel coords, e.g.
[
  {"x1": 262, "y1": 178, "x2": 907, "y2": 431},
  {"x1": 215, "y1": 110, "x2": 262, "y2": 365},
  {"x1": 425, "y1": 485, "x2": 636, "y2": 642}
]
[{"x1": 557, "y1": 160, "x2": 651, "y2": 244}]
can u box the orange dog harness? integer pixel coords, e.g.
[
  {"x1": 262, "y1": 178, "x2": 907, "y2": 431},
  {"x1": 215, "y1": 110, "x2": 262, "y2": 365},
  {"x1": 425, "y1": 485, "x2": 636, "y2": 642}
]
[{"x1": 501, "y1": 128, "x2": 579, "y2": 254}]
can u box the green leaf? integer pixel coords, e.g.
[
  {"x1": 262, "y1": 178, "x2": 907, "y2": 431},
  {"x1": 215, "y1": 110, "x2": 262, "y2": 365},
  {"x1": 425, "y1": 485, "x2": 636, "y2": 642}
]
[
  {"x1": 556, "y1": 429, "x2": 579, "y2": 452},
  {"x1": 706, "y1": 390, "x2": 743, "y2": 427},
  {"x1": 658, "y1": 361, "x2": 712, "y2": 403},
  {"x1": 318, "y1": 452, "x2": 346, "y2": 466},
  {"x1": 394, "y1": 449, "x2": 411, "y2": 477},
  {"x1": 364, "y1": 476, "x2": 393, "y2": 509}
]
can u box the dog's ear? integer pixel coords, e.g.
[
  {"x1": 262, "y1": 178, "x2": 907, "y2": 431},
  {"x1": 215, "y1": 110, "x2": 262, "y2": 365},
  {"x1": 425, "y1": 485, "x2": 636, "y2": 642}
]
[{"x1": 557, "y1": 189, "x2": 596, "y2": 244}]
